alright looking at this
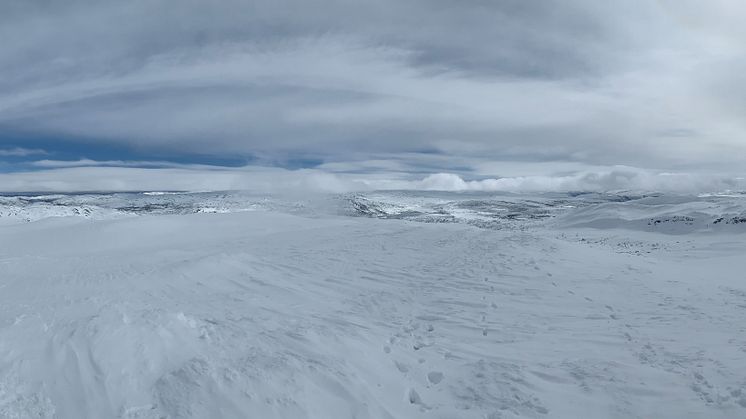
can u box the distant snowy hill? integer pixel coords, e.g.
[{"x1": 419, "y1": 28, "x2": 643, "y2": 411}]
[
  {"x1": 0, "y1": 192, "x2": 277, "y2": 224},
  {"x1": 343, "y1": 191, "x2": 746, "y2": 234},
  {"x1": 3, "y1": 191, "x2": 746, "y2": 234}
]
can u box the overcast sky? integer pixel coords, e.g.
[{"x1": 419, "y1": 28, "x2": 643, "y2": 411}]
[{"x1": 0, "y1": 0, "x2": 745, "y2": 191}]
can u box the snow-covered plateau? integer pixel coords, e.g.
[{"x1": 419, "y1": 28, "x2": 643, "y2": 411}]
[{"x1": 1, "y1": 191, "x2": 745, "y2": 418}]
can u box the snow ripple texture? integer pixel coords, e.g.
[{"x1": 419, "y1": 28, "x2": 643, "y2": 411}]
[{"x1": 0, "y1": 191, "x2": 745, "y2": 418}]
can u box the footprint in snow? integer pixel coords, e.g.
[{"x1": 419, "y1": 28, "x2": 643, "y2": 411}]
[
  {"x1": 395, "y1": 361, "x2": 409, "y2": 373},
  {"x1": 408, "y1": 388, "x2": 421, "y2": 404},
  {"x1": 413, "y1": 341, "x2": 428, "y2": 351},
  {"x1": 427, "y1": 371, "x2": 444, "y2": 385},
  {"x1": 407, "y1": 388, "x2": 431, "y2": 410}
]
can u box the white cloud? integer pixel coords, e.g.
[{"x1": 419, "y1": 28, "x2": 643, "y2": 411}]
[
  {"x1": 0, "y1": 147, "x2": 48, "y2": 157},
  {"x1": 412, "y1": 170, "x2": 746, "y2": 193},
  {"x1": 0, "y1": 165, "x2": 368, "y2": 194},
  {"x1": 31, "y1": 159, "x2": 223, "y2": 169},
  {"x1": 0, "y1": 162, "x2": 742, "y2": 194}
]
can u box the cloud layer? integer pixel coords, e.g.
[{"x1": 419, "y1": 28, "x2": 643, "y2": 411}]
[
  {"x1": 1, "y1": 164, "x2": 743, "y2": 195},
  {"x1": 1, "y1": 0, "x2": 745, "y2": 186}
]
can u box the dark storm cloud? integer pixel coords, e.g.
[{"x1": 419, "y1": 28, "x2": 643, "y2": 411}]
[{"x1": 0, "y1": 0, "x2": 745, "y2": 177}]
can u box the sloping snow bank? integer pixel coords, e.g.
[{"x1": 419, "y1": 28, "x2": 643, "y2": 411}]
[{"x1": 1, "y1": 211, "x2": 745, "y2": 418}]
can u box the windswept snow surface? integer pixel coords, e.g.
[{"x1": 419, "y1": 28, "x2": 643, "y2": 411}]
[{"x1": 1, "y1": 191, "x2": 746, "y2": 418}]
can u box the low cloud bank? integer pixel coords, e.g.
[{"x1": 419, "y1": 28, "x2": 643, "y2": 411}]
[
  {"x1": 0, "y1": 147, "x2": 48, "y2": 157},
  {"x1": 0, "y1": 164, "x2": 743, "y2": 195},
  {"x1": 0, "y1": 166, "x2": 364, "y2": 195},
  {"x1": 414, "y1": 170, "x2": 746, "y2": 193}
]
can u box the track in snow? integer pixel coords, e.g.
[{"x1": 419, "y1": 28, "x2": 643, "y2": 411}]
[{"x1": 1, "y1": 209, "x2": 745, "y2": 418}]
